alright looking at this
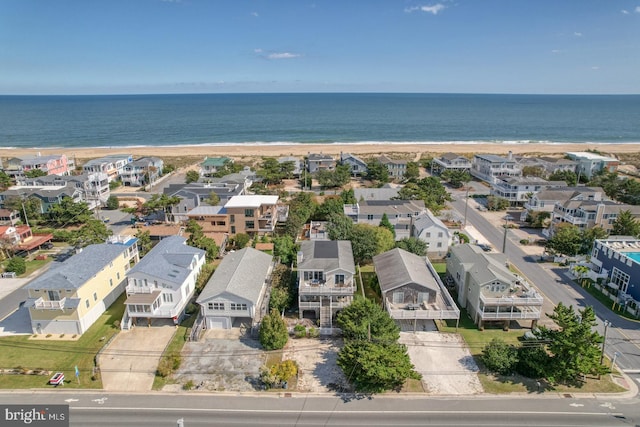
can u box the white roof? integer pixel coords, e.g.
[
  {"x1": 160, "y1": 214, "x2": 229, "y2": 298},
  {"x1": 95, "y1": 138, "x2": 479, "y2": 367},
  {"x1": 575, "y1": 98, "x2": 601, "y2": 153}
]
[
  {"x1": 567, "y1": 152, "x2": 618, "y2": 161},
  {"x1": 224, "y1": 195, "x2": 279, "y2": 208}
]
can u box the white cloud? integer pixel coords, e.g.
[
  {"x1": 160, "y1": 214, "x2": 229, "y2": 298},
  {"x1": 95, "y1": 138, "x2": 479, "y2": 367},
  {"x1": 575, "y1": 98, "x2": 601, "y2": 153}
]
[
  {"x1": 551, "y1": 49, "x2": 561, "y2": 54},
  {"x1": 405, "y1": 4, "x2": 446, "y2": 15},
  {"x1": 266, "y1": 52, "x2": 301, "y2": 60},
  {"x1": 591, "y1": 66, "x2": 600, "y2": 70},
  {"x1": 251, "y1": 11, "x2": 259, "y2": 17},
  {"x1": 636, "y1": 6, "x2": 640, "y2": 13},
  {"x1": 254, "y1": 48, "x2": 263, "y2": 53},
  {"x1": 621, "y1": 9, "x2": 629, "y2": 14},
  {"x1": 574, "y1": 32, "x2": 582, "y2": 37}
]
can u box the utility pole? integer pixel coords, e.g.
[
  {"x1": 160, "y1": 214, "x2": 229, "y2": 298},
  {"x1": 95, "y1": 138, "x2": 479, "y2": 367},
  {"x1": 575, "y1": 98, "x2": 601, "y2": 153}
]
[
  {"x1": 502, "y1": 214, "x2": 512, "y2": 253},
  {"x1": 463, "y1": 186, "x2": 470, "y2": 229},
  {"x1": 599, "y1": 319, "x2": 611, "y2": 367}
]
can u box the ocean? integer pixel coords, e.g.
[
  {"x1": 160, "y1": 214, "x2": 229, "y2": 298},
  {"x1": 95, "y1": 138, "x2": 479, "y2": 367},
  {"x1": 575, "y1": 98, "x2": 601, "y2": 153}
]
[{"x1": 0, "y1": 93, "x2": 639, "y2": 149}]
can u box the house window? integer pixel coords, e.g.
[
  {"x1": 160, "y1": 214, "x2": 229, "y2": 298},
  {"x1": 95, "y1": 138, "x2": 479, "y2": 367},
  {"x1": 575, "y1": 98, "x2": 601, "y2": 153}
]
[
  {"x1": 244, "y1": 209, "x2": 254, "y2": 217},
  {"x1": 230, "y1": 303, "x2": 248, "y2": 311},
  {"x1": 93, "y1": 292, "x2": 98, "y2": 301},
  {"x1": 230, "y1": 214, "x2": 235, "y2": 224},
  {"x1": 207, "y1": 302, "x2": 213, "y2": 310},
  {"x1": 367, "y1": 214, "x2": 374, "y2": 221},
  {"x1": 417, "y1": 292, "x2": 429, "y2": 303},
  {"x1": 425, "y1": 232, "x2": 431, "y2": 238},
  {"x1": 86, "y1": 300, "x2": 90, "y2": 308},
  {"x1": 335, "y1": 274, "x2": 345, "y2": 285},
  {"x1": 392, "y1": 291, "x2": 404, "y2": 304},
  {"x1": 438, "y1": 232, "x2": 443, "y2": 238},
  {"x1": 245, "y1": 221, "x2": 255, "y2": 229},
  {"x1": 231, "y1": 226, "x2": 236, "y2": 234},
  {"x1": 437, "y1": 242, "x2": 442, "y2": 248},
  {"x1": 162, "y1": 293, "x2": 174, "y2": 303},
  {"x1": 48, "y1": 290, "x2": 61, "y2": 301},
  {"x1": 213, "y1": 302, "x2": 224, "y2": 310},
  {"x1": 611, "y1": 267, "x2": 630, "y2": 293},
  {"x1": 117, "y1": 272, "x2": 120, "y2": 280}
]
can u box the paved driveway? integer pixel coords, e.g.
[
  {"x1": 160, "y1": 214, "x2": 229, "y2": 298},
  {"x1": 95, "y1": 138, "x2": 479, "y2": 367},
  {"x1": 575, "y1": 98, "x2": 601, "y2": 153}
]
[{"x1": 98, "y1": 324, "x2": 176, "y2": 391}]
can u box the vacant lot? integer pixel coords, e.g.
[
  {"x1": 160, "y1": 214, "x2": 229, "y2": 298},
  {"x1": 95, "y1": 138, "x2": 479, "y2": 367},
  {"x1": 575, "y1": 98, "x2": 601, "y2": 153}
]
[{"x1": 283, "y1": 338, "x2": 347, "y2": 393}]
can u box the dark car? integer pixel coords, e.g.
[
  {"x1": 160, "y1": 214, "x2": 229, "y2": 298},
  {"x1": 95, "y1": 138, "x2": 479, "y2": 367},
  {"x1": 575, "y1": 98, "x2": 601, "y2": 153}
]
[
  {"x1": 42, "y1": 242, "x2": 54, "y2": 249},
  {"x1": 477, "y1": 243, "x2": 492, "y2": 252}
]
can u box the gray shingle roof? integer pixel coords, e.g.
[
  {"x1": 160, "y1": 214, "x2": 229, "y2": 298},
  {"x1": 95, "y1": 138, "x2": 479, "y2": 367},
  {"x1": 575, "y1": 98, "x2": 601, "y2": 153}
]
[
  {"x1": 449, "y1": 244, "x2": 512, "y2": 285},
  {"x1": 127, "y1": 236, "x2": 205, "y2": 285},
  {"x1": 197, "y1": 248, "x2": 273, "y2": 305},
  {"x1": 25, "y1": 244, "x2": 130, "y2": 290},
  {"x1": 373, "y1": 248, "x2": 439, "y2": 294},
  {"x1": 298, "y1": 240, "x2": 355, "y2": 274}
]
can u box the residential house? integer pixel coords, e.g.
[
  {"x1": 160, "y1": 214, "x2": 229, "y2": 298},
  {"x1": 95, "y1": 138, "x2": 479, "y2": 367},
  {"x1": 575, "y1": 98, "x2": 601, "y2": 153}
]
[
  {"x1": 446, "y1": 244, "x2": 543, "y2": 329},
  {"x1": 344, "y1": 199, "x2": 426, "y2": 240},
  {"x1": 490, "y1": 176, "x2": 565, "y2": 205},
  {"x1": 224, "y1": 195, "x2": 282, "y2": 236},
  {"x1": 567, "y1": 152, "x2": 619, "y2": 180},
  {"x1": 470, "y1": 152, "x2": 522, "y2": 184},
  {"x1": 185, "y1": 205, "x2": 229, "y2": 252},
  {"x1": 547, "y1": 200, "x2": 640, "y2": 237},
  {"x1": 340, "y1": 152, "x2": 368, "y2": 176},
  {"x1": 530, "y1": 156, "x2": 578, "y2": 175},
  {"x1": 122, "y1": 236, "x2": 205, "y2": 328},
  {"x1": 373, "y1": 248, "x2": 459, "y2": 328},
  {"x1": 197, "y1": 247, "x2": 274, "y2": 329},
  {"x1": 0, "y1": 209, "x2": 20, "y2": 226},
  {"x1": 277, "y1": 156, "x2": 302, "y2": 177},
  {"x1": 23, "y1": 236, "x2": 139, "y2": 335},
  {"x1": 17, "y1": 172, "x2": 111, "y2": 208},
  {"x1": 297, "y1": 240, "x2": 356, "y2": 330},
  {"x1": 164, "y1": 181, "x2": 244, "y2": 222},
  {"x1": 378, "y1": 155, "x2": 408, "y2": 180},
  {"x1": 520, "y1": 186, "x2": 605, "y2": 222},
  {"x1": 0, "y1": 184, "x2": 84, "y2": 214},
  {"x1": 200, "y1": 157, "x2": 232, "y2": 176},
  {"x1": 432, "y1": 153, "x2": 472, "y2": 175},
  {"x1": 412, "y1": 210, "x2": 453, "y2": 258},
  {"x1": 0, "y1": 224, "x2": 52, "y2": 256},
  {"x1": 82, "y1": 154, "x2": 133, "y2": 182},
  {"x1": 353, "y1": 184, "x2": 402, "y2": 201},
  {"x1": 307, "y1": 153, "x2": 335, "y2": 173},
  {"x1": 586, "y1": 237, "x2": 640, "y2": 304},
  {"x1": 121, "y1": 157, "x2": 164, "y2": 187},
  {"x1": 20, "y1": 154, "x2": 72, "y2": 177}
]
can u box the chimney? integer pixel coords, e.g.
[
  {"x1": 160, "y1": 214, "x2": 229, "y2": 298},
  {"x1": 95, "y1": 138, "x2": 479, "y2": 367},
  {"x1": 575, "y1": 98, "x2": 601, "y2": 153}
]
[
  {"x1": 507, "y1": 151, "x2": 513, "y2": 160},
  {"x1": 296, "y1": 251, "x2": 304, "y2": 265}
]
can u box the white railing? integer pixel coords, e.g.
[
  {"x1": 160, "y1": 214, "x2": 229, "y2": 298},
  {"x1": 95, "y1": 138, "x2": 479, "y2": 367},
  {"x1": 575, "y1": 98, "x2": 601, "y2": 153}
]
[
  {"x1": 126, "y1": 285, "x2": 155, "y2": 294},
  {"x1": 480, "y1": 294, "x2": 543, "y2": 306},
  {"x1": 479, "y1": 310, "x2": 541, "y2": 320},
  {"x1": 387, "y1": 307, "x2": 460, "y2": 320},
  {"x1": 299, "y1": 301, "x2": 351, "y2": 309},
  {"x1": 33, "y1": 297, "x2": 66, "y2": 310},
  {"x1": 299, "y1": 284, "x2": 355, "y2": 295}
]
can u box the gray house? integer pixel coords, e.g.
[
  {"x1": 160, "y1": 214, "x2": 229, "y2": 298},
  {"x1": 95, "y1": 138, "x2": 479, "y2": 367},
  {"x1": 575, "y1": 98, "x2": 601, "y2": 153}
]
[
  {"x1": 297, "y1": 240, "x2": 355, "y2": 330},
  {"x1": 373, "y1": 248, "x2": 459, "y2": 328},
  {"x1": 307, "y1": 153, "x2": 336, "y2": 173},
  {"x1": 197, "y1": 248, "x2": 274, "y2": 329},
  {"x1": 340, "y1": 152, "x2": 368, "y2": 175}
]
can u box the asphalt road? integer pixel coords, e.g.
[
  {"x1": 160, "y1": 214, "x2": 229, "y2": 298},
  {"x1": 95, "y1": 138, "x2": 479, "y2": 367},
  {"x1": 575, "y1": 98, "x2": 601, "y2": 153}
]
[
  {"x1": 449, "y1": 193, "x2": 640, "y2": 372},
  {"x1": 0, "y1": 391, "x2": 635, "y2": 427}
]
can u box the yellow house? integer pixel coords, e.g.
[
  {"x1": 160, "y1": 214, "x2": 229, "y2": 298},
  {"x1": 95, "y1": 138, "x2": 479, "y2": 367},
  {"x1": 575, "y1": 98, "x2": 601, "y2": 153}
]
[{"x1": 25, "y1": 236, "x2": 139, "y2": 335}]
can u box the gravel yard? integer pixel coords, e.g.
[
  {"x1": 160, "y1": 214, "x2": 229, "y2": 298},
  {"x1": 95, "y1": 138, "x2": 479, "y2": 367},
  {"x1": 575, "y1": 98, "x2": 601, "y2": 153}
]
[{"x1": 282, "y1": 338, "x2": 348, "y2": 393}]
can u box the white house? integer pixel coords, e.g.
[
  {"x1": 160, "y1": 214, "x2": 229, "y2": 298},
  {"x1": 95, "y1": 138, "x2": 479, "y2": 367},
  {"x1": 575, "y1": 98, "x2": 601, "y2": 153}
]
[
  {"x1": 412, "y1": 210, "x2": 452, "y2": 258},
  {"x1": 123, "y1": 236, "x2": 206, "y2": 328}
]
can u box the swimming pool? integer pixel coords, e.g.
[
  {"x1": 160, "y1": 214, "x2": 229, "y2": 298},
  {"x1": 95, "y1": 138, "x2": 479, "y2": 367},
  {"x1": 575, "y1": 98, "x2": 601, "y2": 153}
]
[{"x1": 625, "y1": 252, "x2": 640, "y2": 263}]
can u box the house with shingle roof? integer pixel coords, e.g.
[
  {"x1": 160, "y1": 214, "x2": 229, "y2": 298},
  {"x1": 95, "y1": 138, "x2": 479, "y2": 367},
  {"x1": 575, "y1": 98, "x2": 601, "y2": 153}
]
[
  {"x1": 24, "y1": 236, "x2": 139, "y2": 335},
  {"x1": 197, "y1": 247, "x2": 274, "y2": 329},
  {"x1": 412, "y1": 210, "x2": 452, "y2": 258},
  {"x1": 373, "y1": 248, "x2": 459, "y2": 329},
  {"x1": 432, "y1": 153, "x2": 472, "y2": 175},
  {"x1": 446, "y1": 244, "x2": 543, "y2": 329},
  {"x1": 123, "y1": 236, "x2": 206, "y2": 328},
  {"x1": 297, "y1": 240, "x2": 355, "y2": 330}
]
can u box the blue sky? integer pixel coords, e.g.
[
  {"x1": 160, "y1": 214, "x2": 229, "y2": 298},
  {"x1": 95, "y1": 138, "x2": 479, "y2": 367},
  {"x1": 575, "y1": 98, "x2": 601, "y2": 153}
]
[{"x1": 1, "y1": 0, "x2": 639, "y2": 94}]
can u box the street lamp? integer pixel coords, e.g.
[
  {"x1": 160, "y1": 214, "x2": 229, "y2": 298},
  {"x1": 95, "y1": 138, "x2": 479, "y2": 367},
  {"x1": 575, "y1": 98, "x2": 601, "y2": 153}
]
[
  {"x1": 502, "y1": 214, "x2": 512, "y2": 253},
  {"x1": 599, "y1": 319, "x2": 611, "y2": 367},
  {"x1": 462, "y1": 186, "x2": 470, "y2": 229}
]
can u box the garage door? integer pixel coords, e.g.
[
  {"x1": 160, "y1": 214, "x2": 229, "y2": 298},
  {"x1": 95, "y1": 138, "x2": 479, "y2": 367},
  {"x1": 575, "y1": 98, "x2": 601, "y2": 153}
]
[{"x1": 206, "y1": 317, "x2": 229, "y2": 329}]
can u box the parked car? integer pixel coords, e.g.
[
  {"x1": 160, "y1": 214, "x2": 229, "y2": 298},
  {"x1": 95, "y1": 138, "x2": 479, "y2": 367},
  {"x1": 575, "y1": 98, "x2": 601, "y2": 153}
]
[
  {"x1": 477, "y1": 243, "x2": 492, "y2": 252},
  {"x1": 42, "y1": 242, "x2": 54, "y2": 250}
]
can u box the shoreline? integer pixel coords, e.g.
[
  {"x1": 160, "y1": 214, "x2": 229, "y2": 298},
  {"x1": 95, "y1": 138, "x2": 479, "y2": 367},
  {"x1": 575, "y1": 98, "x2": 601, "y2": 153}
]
[{"x1": 2, "y1": 142, "x2": 640, "y2": 161}]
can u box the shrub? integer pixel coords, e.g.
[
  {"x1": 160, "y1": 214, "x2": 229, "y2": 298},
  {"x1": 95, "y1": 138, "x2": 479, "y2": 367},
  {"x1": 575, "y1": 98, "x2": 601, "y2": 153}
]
[
  {"x1": 519, "y1": 239, "x2": 530, "y2": 245},
  {"x1": 481, "y1": 338, "x2": 518, "y2": 375},
  {"x1": 516, "y1": 345, "x2": 550, "y2": 378},
  {"x1": 259, "y1": 309, "x2": 288, "y2": 350},
  {"x1": 183, "y1": 380, "x2": 195, "y2": 390},
  {"x1": 308, "y1": 327, "x2": 320, "y2": 338},
  {"x1": 5, "y1": 256, "x2": 26, "y2": 275},
  {"x1": 156, "y1": 354, "x2": 181, "y2": 377},
  {"x1": 294, "y1": 324, "x2": 307, "y2": 338}
]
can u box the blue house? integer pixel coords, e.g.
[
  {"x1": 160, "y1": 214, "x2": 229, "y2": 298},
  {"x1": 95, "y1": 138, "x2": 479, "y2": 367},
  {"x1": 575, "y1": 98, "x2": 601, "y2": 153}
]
[{"x1": 589, "y1": 237, "x2": 640, "y2": 302}]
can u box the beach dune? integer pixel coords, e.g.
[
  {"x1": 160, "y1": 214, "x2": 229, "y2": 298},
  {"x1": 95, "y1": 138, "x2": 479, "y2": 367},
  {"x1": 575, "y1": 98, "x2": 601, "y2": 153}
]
[{"x1": 2, "y1": 142, "x2": 639, "y2": 162}]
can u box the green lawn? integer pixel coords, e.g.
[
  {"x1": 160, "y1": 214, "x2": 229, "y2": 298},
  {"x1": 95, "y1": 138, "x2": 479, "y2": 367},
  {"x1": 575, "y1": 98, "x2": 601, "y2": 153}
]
[
  {"x1": 431, "y1": 262, "x2": 446, "y2": 274},
  {"x1": 0, "y1": 294, "x2": 126, "y2": 389},
  {"x1": 23, "y1": 257, "x2": 53, "y2": 276},
  {"x1": 575, "y1": 280, "x2": 640, "y2": 322},
  {"x1": 152, "y1": 314, "x2": 197, "y2": 390}
]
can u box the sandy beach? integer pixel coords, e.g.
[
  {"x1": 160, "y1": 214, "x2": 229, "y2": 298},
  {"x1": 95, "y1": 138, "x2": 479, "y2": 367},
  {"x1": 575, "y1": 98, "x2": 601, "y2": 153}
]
[{"x1": 2, "y1": 142, "x2": 639, "y2": 162}]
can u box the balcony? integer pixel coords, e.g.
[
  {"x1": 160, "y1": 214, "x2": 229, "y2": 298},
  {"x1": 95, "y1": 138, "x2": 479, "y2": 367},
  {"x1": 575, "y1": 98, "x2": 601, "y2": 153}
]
[
  {"x1": 479, "y1": 306, "x2": 541, "y2": 320},
  {"x1": 126, "y1": 285, "x2": 156, "y2": 294},
  {"x1": 385, "y1": 299, "x2": 460, "y2": 320},
  {"x1": 32, "y1": 297, "x2": 75, "y2": 310},
  {"x1": 299, "y1": 281, "x2": 355, "y2": 295},
  {"x1": 479, "y1": 293, "x2": 543, "y2": 307}
]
